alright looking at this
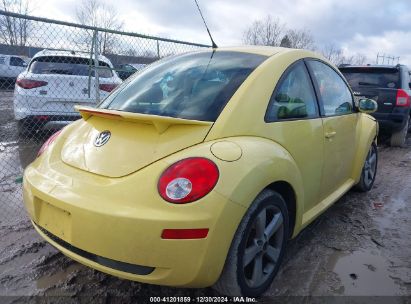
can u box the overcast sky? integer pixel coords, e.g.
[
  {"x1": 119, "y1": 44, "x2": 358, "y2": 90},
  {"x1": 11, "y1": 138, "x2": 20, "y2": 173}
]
[{"x1": 37, "y1": 0, "x2": 411, "y2": 65}]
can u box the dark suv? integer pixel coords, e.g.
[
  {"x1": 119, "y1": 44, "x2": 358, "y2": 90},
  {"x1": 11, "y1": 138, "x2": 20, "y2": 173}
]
[{"x1": 339, "y1": 64, "x2": 411, "y2": 146}]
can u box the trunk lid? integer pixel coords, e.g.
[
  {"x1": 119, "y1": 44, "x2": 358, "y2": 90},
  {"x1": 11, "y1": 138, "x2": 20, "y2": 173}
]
[
  {"x1": 60, "y1": 107, "x2": 213, "y2": 177},
  {"x1": 27, "y1": 74, "x2": 100, "y2": 101}
]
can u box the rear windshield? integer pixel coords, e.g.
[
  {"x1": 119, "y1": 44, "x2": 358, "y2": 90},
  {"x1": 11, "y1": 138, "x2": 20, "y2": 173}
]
[
  {"x1": 99, "y1": 51, "x2": 267, "y2": 121},
  {"x1": 29, "y1": 56, "x2": 113, "y2": 78},
  {"x1": 340, "y1": 67, "x2": 400, "y2": 89}
]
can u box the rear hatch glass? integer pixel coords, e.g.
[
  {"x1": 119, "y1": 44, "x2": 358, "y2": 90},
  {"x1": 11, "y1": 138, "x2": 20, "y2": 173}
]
[
  {"x1": 29, "y1": 56, "x2": 113, "y2": 78},
  {"x1": 99, "y1": 51, "x2": 267, "y2": 122},
  {"x1": 340, "y1": 67, "x2": 401, "y2": 113},
  {"x1": 340, "y1": 67, "x2": 400, "y2": 89}
]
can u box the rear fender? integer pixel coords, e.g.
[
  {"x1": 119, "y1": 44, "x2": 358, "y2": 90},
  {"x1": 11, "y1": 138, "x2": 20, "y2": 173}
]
[
  {"x1": 165, "y1": 136, "x2": 305, "y2": 236},
  {"x1": 352, "y1": 114, "x2": 378, "y2": 182},
  {"x1": 161, "y1": 136, "x2": 304, "y2": 285}
]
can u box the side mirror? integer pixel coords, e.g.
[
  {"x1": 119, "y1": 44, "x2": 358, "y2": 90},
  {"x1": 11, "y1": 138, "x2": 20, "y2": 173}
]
[{"x1": 358, "y1": 98, "x2": 378, "y2": 114}]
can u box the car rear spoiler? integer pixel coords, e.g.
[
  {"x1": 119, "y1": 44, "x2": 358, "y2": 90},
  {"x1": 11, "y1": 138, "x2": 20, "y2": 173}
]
[{"x1": 75, "y1": 106, "x2": 212, "y2": 134}]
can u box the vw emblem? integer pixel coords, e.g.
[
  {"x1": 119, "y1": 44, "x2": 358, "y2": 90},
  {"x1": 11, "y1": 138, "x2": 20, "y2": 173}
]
[
  {"x1": 94, "y1": 130, "x2": 111, "y2": 147},
  {"x1": 69, "y1": 81, "x2": 74, "y2": 87}
]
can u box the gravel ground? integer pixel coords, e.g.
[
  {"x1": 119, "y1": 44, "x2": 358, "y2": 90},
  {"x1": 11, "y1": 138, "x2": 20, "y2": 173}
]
[{"x1": 0, "y1": 90, "x2": 410, "y2": 303}]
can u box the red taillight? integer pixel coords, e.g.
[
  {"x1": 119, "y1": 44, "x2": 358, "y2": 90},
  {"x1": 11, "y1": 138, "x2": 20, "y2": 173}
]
[
  {"x1": 37, "y1": 130, "x2": 62, "y2": 157},
  {"x1": 36, "y1": 115, "x2": 49, "y2": 121},
  {"x1": 158, "y1": 157, "x2": 219, "y2": 204},
  {"x1": 16, "y1": 79, "x2": 48, "y2": 89},
  {"x1": 396, "y1": 89, "x2": 410, "y2": 107},
  {"x1": 99, "y1": 83, "x2": 117, "y2": 92},
  {"x1": 161, "y1": 228, "x2": 209, "y2": 239}
]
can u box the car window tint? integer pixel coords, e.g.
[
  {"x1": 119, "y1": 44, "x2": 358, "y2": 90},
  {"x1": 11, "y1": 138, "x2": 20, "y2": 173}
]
[
  {"x1": 101, "y1": 51, "x2": 267, "y2": 122},
  {"x1": 308, "y1": 61, "x2": 353, "y2": 116},
  {"x1": 125, "y1": 65, "x2": 135, "y2": 71},
  {"x1": 266, "y1": 61, "x2": 318, "y2": 121},
  {"x1": 340, "y1": 67, "x2": 400, "y2": 89},
  {"x1": 10, "y1": 56, "x2": 25, "y2": 67},
  {"x1": 29, "y1": 56, "x2": 113, "y2": 78}
]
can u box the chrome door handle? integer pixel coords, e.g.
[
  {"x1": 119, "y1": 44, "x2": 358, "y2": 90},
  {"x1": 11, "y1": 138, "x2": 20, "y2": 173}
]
[{"x1": 325, "y1": 131, "x2": 337, "y2": 138}]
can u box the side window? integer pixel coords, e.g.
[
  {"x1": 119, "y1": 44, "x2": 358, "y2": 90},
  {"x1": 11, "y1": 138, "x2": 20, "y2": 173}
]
[
  {"x1": 307, "y1": 60, "x2": 353, "y2": 116},
  {"x1": 266, "y1": 61, "x2": 318, "y2": 121},
  {"x1": 10, "y1": 57, "x2": 25, "y2": 67},
  {"x1": 0, "y1": 57, "x2": 5, "y2": 65}
]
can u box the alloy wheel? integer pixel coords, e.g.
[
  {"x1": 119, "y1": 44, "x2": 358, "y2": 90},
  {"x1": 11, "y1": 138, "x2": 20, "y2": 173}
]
[
  {"x1": 363, "y1": 145, "x2": 377, "y2": 187},
  {"x1": 242, "y1": 205, "x2": 284, "y2": 288}
]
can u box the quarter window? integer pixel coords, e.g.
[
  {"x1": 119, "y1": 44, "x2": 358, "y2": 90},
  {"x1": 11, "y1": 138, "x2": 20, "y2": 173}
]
[
  {"x1": 10, "y1": 56, "x2": 26, "y2": 67},
  {"x1": 307, "y1": 60, "x2": 353, "y2": 116},
  {"x1": 266, "y1": 61, "x2": 318, "y2": 121}
]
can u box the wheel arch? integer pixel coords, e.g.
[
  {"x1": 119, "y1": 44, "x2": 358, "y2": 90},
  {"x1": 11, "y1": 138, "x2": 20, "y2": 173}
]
[
  {"x1": 266, "y1": 181, "x2": 297, "y2": 239},
  {"x1": 212, "y1": 137, "x2": 305, "y2": 238},
  {"x1": 352, "y1": 114, "x2": 378, "y2": 182}
]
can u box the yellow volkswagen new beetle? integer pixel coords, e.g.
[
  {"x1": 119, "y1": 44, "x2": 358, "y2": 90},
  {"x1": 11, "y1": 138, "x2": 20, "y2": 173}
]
[{"x1": 23, "y1": 47, "x2": 378, "y2": 297}]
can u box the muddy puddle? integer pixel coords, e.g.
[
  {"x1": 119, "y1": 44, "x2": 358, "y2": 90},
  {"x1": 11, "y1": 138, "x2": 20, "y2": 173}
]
[{"x1": 330, "y1": 250, "x2": 398, "y2": 296}]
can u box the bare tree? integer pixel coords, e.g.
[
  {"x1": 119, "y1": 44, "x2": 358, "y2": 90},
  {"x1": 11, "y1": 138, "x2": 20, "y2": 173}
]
[
  {"x1": 243, "y1": 15, "x2": 315, "y2": 50},
  {"x1": 321, "y1": 44, "x2": 368, "y2": 66},
  {"x1": 244, "y1": 15, "x2": 368, "y2": 64},
  {"x1": 352, "y1": 53, "x2": 367, "y2": 65},
  {"x1": 321, "y1": 44, "x2": 346, "y2": 65},
  {"x1": 75, "y1": 0, "x2": 124, "y2": 54},
  {"x1": 279, "y1": 35, "x2": 291, "y2": 48},
  {"x1": 243, "y1": 15, "x2": 285, "y2": 46},
  {"x1": 285, "y1": 29, "x2": 315, "y2": 50},
  {"x1": 125, "y1": 47, "x2": 137, "y2": 56},
  {"x1": 0, "y1": 0, "x2": 32, "y2": 46}
]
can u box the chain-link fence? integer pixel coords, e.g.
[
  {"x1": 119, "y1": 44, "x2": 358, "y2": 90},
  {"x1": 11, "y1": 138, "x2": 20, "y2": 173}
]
[{"x1": 0, "y1": 10, "x2": 209, "y2": 226}]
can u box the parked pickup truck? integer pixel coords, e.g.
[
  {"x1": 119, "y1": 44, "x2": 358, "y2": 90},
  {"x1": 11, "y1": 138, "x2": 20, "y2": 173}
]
[
  {"x1": 0, "y1": 54, "x2": 29, "y2": 88},
  {"x1": 339, "y1": 64, "x2": 411, "y2": 147}
]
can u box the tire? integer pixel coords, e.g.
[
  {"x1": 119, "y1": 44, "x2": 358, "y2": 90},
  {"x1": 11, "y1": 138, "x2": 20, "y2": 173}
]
[
  {"x1": 212, "y1": 190, "x2": 289, "y2": 297},
  {"x1": 354, "y1": 143, "x2": 378, "y2": 192},
  {"x1": 390, "y1": 116, "x2": 409, "y2": 147}
]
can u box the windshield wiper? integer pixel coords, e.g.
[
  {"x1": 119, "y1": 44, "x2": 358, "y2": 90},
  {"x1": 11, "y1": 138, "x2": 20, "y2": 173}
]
[{"x1": 358, "y1": 81, "x2": 379, "y2": 86}]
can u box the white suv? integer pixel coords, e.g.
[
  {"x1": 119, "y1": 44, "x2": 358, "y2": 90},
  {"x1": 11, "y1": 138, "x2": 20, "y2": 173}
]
[
  {"x1": 14, "y1": 50, "x2": 122, "y2": 135},
  {"x1": 0, "y1": 54, "x2": 29, "y2": 87}
]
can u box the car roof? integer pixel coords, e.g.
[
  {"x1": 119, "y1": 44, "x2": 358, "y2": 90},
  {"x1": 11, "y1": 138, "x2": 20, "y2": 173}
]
[
  {"x1": 31, "y1": 49, "x2": 112, "y2": 65},
  {"x1": 339, "y1": 64, "x2": 405, "y2": 69},
  {"x1": 202, "y1": 46, "x2": 296, "y2": 57}
]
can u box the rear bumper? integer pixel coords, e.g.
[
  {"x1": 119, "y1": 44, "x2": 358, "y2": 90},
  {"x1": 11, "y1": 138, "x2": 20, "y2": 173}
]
[
  {"x1": 19, "y1": 115, "x2": 81, "y2": 132},
  {"x1": 34, "y1": 222, "x2": 154, "y2": 275},
  {"x1": 372, "y1": 109, "x2": 410, "y2": 133},
  {"x1": 13, "y1": 93, "x2": 97, "y2": 120},
  {"x1": 23, "y1": 157, "x2": 245, "y2": 287}
]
